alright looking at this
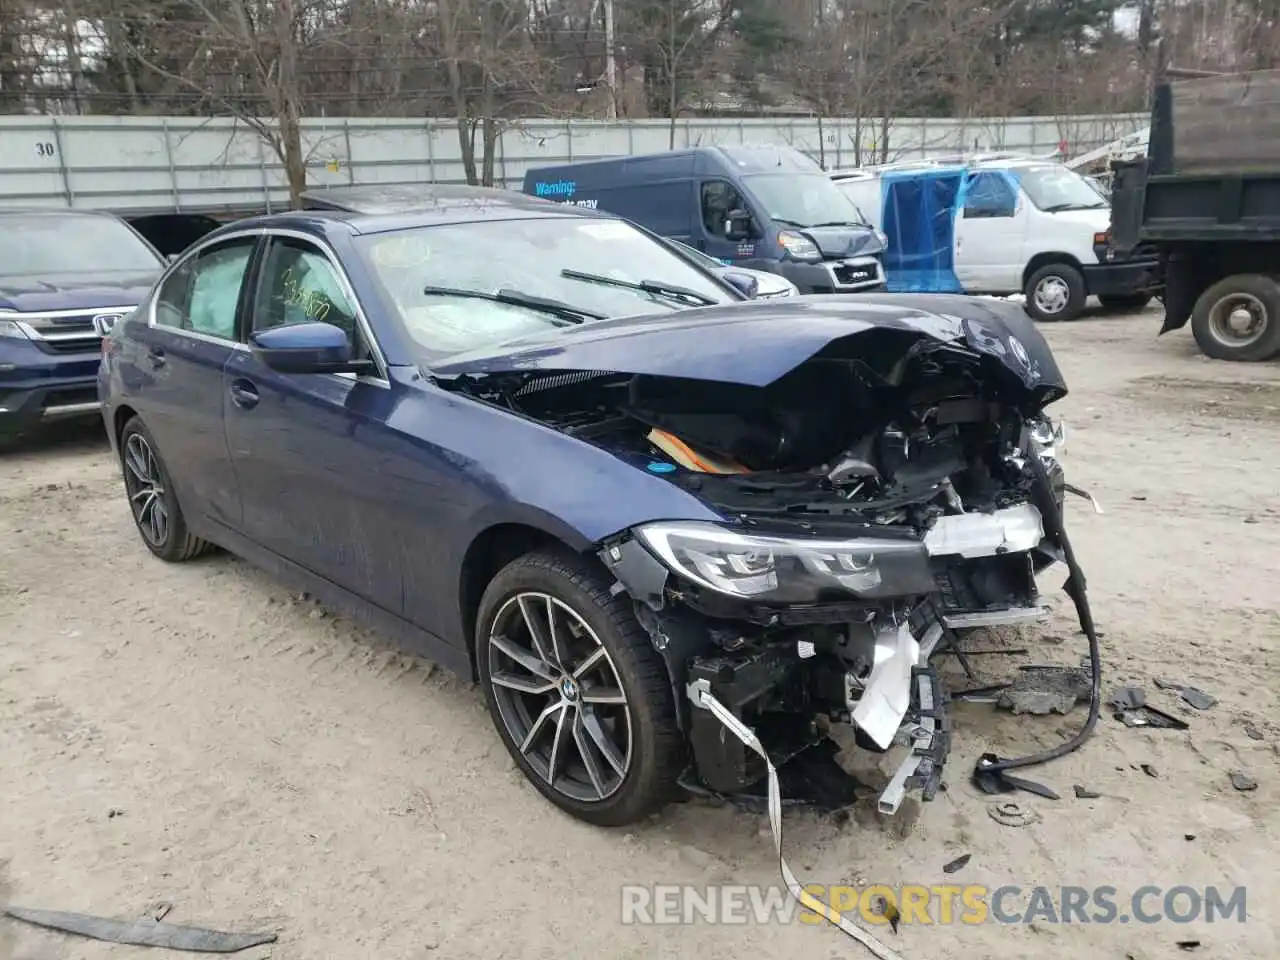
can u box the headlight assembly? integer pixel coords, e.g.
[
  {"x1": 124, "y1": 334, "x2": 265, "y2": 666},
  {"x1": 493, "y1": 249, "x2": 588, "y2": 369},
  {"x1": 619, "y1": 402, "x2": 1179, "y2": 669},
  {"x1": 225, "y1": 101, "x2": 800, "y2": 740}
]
[
  {"x1": 776, "y1": 230, "x2": 821, "y2": 261},
  {"x1": 634, "y1": 521, "x2": 935, "y2": 603},
  {"x1": 0, "y1": 318, "x2": 30, "y2": 340},
  {"x1": 1028, "y1": 416, "x2": 1066, "y2": 460}
]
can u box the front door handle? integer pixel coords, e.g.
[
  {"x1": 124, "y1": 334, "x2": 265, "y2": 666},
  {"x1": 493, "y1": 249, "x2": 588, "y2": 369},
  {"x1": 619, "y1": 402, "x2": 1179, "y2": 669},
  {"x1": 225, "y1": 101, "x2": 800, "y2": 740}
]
[
  {"x1": 229, "y1": 379, "x2": 259, "y2": 410},
  {"x1": 146, "y1": 346, "x2": 166, "y2": 368}
]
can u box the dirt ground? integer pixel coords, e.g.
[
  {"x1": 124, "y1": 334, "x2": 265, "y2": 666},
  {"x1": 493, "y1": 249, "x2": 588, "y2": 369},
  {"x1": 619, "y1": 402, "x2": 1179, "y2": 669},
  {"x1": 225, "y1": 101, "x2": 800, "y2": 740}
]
[{"x1": 2, "y1": 306, "x2": 1277, "y2": 960}]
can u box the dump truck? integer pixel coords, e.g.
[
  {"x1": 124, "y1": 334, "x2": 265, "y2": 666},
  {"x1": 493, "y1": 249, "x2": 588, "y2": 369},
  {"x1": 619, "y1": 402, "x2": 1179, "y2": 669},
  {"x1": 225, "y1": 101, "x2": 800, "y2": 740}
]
[{"x1": 1112, "y1": 69, "x2": 1280, "y2": 361}]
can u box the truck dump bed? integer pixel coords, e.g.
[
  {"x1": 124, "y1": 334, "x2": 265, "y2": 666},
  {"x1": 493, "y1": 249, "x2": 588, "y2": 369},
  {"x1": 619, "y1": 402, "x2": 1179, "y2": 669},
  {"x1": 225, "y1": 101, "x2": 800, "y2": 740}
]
[{"x1": 1111, "y1": 71, "x2": 1280, "y2": 251}]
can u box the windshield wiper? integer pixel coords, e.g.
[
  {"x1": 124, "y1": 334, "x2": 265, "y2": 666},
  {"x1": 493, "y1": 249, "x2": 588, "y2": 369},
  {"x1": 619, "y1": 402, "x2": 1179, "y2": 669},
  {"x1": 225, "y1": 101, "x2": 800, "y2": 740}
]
[
  {"x1": 807, "y1": 220, "x2": 867, "y2": 228},
  {"x1": 771, "y1": 217, "x2": 811, "y2": 229},
  {"x1": 421, "y1": 285, "x2": 603, "y2": 322},
  {"x1": 559, "y1": 269, "x2": 719, "y2": 307}
]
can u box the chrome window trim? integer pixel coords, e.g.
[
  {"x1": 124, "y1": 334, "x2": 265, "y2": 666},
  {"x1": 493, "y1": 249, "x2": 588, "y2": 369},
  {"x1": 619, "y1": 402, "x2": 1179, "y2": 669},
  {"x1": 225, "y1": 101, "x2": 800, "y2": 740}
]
[
  {"x1": 145, "y1": 225, "x2": 391, "y2": 388},
  {"x1": 257, "y1": 228, "x2": 391, "y2": 387},
  {"x1": 148, "y1": 227, "x2": 262, "y2": 353}
]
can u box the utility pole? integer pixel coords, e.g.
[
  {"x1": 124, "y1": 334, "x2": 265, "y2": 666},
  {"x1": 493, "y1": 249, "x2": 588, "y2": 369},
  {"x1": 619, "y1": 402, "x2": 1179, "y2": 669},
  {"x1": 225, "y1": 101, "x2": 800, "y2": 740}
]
[{"x1": 604, "y1": 0, "x2": 617, "y2": 120}]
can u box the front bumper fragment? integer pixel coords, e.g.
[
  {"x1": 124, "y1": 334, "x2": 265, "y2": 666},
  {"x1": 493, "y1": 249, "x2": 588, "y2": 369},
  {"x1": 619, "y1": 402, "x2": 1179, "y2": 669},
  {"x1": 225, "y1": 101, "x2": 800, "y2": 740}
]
[
  {"x1": 877, "y1": 666, "x2": 950, "y2": 815},
  {"x1": 924, "y1": 502, "x2": 1045, "y2": 558}
]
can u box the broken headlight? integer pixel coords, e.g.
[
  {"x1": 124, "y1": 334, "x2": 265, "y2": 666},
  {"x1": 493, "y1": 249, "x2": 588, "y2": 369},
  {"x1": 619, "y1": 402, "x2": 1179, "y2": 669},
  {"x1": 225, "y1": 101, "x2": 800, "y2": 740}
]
[
  {"x1": 634, "y1": 521, "x2": 935, "y2": 603},
  {"x1": 1028, "y1": 416, "x2": 1066, "y2": 461}
]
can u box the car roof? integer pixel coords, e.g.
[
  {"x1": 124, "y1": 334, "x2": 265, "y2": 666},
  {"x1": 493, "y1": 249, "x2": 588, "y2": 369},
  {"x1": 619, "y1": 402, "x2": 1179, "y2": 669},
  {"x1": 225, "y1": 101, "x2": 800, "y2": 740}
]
[
  {"x1": 0, "y1": 206, "x2": 125, "y2": 220},
  {"x1": 298, "y1": 182, "x2": 600, "y2": 219}
]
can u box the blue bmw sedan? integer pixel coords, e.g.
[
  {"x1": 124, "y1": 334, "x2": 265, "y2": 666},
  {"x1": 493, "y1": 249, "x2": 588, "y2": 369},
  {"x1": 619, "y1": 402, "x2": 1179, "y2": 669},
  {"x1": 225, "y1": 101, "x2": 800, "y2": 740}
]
[{"x1": 100, "y1": 197, "x2": 1074, "y2": 827}]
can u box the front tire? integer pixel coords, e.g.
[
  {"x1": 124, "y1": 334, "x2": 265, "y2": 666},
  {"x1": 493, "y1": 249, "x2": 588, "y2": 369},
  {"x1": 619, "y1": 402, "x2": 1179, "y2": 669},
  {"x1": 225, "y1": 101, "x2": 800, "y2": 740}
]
[
  {"x1": 475, "y1": 550, "x2": 682, "y2": 826},
  {"x1": 1190, "y1": 274, "x2": 1280, "y2": 362},
  {"x1": 119, "y1": 416, "x2": 212, "y2": 562},
  {"x1": 1024, "y1": 263, "x2": 1087, "y2": 322}
]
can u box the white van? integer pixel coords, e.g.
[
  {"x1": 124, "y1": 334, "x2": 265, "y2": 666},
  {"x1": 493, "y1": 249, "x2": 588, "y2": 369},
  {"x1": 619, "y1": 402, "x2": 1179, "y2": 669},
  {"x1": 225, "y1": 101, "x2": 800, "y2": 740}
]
[{"x1": 831, "y1": 158, "x2": 1159, "y2": 322}]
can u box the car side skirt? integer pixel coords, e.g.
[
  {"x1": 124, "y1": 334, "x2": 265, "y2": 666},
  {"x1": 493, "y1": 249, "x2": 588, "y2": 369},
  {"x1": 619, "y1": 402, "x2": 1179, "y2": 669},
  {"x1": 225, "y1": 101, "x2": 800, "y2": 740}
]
[{"x1": 195, "y1": 515, "x2": 474, "y2": 680}]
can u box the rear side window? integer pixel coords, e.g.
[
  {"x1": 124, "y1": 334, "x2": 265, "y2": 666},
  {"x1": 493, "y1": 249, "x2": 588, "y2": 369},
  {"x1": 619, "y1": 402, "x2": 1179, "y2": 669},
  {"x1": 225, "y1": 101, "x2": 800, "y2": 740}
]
[
  {"x1": 154, "y1": 238, "x2": 256, "y2": 340},
  {"x1": 962, "y1": 173, "x2": 1017, "y2": 218}
]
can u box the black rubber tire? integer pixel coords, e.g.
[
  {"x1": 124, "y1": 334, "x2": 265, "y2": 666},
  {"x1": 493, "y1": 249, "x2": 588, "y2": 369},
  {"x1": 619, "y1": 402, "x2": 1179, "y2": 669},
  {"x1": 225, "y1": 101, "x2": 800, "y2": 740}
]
[
  {"x1": 1098, "y1": 293, "x2": 1153, "y2": 311},
  {"x1": 1024, "y1": 262, "x2": 1087, "y2": 323},
  {"x1": 119, "y1": 416, "x2": 213, "y2": 562},
  {"x1": 475, "y1": 550, "x2": 682, "y2": 826},
  {"x1": 1189, "y1": 274, "x2": 1280, "y2": 362}
]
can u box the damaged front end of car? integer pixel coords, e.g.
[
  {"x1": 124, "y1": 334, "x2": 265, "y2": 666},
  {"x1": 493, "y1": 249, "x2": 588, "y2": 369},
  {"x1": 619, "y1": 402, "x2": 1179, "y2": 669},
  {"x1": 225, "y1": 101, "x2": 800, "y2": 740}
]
[{"x1": 437, "y1": 295, "x2": 1079, "y2": 816}]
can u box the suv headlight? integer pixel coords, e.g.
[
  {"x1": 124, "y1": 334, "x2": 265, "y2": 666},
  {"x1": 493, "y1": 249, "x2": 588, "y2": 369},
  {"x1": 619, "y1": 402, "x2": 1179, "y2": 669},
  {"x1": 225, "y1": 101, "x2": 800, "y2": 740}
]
[
  {"x1": 0, "y1": 318, "x2": 29, "y2": 340},
  {"x1": 634, "y1": 521, "x2": 935, "y2": 603},
  {"x1": 777, "y1": 230, "x2": 821, "y2": 261}
]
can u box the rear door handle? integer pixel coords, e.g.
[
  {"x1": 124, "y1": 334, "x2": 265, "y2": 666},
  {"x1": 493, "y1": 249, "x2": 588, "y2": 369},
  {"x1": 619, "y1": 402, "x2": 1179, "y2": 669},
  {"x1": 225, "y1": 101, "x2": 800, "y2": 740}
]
[
  {"x1": 229, "y1": 379, "x2": 259, "y2": 409},
  {"x1": 146, "y1": 346, "x2": 165, "y2": 368}
]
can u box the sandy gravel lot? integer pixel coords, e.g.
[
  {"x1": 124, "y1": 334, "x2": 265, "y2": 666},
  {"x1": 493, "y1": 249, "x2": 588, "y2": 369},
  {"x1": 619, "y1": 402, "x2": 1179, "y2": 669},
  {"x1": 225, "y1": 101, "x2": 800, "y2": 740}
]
[{"x1": 2, "y1": 307, "x2": 1277, "y2": 960}]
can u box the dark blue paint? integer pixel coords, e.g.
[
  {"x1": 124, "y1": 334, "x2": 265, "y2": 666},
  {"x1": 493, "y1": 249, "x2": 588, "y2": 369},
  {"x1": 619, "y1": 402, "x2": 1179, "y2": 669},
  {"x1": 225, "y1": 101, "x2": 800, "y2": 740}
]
[
  {"x1": 0, "y1": 271, "x2": 159, "y2": 313},
  {"x1": 431, "y1": 295, "x2": 1065, "y2": 395},
  {"x1": 519, "y1": 145, "x2": 887, "y2": 293},
  {"x1": 99, "y1": 210, "x2": 1065, "y2": 682},
  {"x1": 1, "y1": 210, "x2": 164, "y2": 437}
]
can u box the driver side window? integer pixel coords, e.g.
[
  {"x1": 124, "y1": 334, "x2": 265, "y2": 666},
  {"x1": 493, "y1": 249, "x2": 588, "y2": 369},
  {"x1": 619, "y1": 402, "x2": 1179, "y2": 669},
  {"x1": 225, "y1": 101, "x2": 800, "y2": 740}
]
[
  {"x1": 963, "y1": 173, "x2": 1017, "y2": 219},
  {"x1": 701, "y1": 181, "x2": 747, "y2": 236},
  {"x1": 251, "y1": 235, "x2": 373, "y2": 366}
]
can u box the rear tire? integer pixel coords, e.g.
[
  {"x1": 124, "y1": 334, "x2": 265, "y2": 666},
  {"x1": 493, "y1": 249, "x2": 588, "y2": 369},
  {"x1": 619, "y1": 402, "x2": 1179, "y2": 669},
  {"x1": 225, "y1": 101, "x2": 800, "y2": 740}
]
[
  {"x1": 119, "y1": 416, "x2": 213, "y2": 562},
  {"x1": 1190, "y1": 274, "x2": 1280, "y2": 362},
  {"x1": 475, "y1": 550, "x2": 682, "y2": 826},
  {"x1": 1024, "y1": 263, "x2": 1087, "y2": 322},
  {"x1": 1098, "y1": 293, "x2": 1153, "y2": 312}
]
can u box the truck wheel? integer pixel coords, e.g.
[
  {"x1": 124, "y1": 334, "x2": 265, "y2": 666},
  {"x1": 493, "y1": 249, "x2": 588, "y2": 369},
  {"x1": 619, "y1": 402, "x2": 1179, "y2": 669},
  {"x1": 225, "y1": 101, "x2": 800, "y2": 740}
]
[
  {"x1": 1024, "y1": 263, "x2": 1086, "y2": 322},
  {"x1": 1098, "y1": 293, "x2": 1153, "y2": 311},
  {"x1": 1190, "y1": 274, "x2": 1280, "y2": 362},
  {"x1": 475, "y1": 550, "x2": 683, "y2": 826}
]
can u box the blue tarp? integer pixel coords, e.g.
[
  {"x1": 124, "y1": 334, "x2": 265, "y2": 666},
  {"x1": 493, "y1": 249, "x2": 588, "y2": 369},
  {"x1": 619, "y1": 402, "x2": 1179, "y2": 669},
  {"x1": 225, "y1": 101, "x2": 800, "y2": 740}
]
[{"x1": 877, "y1": 166, "x2": 1021, "y2": 293}]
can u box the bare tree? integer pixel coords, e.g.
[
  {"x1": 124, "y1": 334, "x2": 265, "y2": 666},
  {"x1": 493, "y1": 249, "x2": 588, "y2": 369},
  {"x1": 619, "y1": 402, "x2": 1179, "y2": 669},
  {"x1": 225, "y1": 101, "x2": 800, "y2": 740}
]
[
  {"x1": 431, "y1": 0, "x2": 566, "y2": 185},
  {"x1": 619, "y1": 0, "x2": 738, "y2": 148},
  {"x1": 102, "y1": 0, "x2": 359, "y2": 205}
]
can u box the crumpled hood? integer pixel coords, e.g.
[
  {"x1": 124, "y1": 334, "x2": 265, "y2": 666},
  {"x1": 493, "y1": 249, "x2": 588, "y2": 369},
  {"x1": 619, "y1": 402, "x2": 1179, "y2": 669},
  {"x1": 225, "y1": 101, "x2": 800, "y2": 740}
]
[
  {"x1": 430, "y1": 294, "x2": 1066, "y2": 401},
  {"x1": 802, "y1": 225, "x2": 886, "y2": 259},
  {"x1": 0, "y1": 271, "x2": 160, "y2": 313}
]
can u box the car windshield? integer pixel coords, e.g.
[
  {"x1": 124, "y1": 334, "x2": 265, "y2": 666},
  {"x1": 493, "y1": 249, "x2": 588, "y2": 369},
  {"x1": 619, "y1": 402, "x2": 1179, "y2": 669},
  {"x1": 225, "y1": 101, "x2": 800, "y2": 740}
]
[
  {"x1": 668, "y1": 239, "x2": 728, "y2": 271},
  {"x1": 1017, "y1": 166, "x2": 1108, "y2": 211},
  {"x1": 742, "y1": 173, "x2": 870, "y2": 228},
  {"x1": 354, "y1": 217, "x2": 735, "y2": 358},
  {"x1": 0, "y1": 214, "x2": 163, "y2": 277}
]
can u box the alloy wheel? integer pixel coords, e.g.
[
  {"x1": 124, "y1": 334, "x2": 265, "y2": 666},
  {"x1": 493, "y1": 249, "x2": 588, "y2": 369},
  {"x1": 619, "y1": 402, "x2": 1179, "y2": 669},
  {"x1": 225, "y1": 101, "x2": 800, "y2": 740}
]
[
  {"x1": 123, "y1": 432, "x2": 169, "y2": 547},
  {"x1": 487, "y1": 591, "x2": 633, "y2": 803}
]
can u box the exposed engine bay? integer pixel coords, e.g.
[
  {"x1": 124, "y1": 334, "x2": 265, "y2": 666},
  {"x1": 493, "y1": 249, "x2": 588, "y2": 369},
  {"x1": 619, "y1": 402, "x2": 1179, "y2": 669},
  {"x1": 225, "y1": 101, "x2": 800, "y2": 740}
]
[{"x1": 440, "y1": 311, "x2": 1083, "y2": 818}]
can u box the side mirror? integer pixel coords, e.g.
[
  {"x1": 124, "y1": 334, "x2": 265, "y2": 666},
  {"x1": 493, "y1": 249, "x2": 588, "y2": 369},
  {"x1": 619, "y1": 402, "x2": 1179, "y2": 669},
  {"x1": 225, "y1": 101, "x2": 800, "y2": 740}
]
[
  {"x1": 723, "y1": 209, "x2": 752, "y2": 242},
  {"x1": 249, "y1": 321, "x2": 373, "y2": 375},
  {"x1": 721, "y1": 270, "x2": 760, "y2": 299}
]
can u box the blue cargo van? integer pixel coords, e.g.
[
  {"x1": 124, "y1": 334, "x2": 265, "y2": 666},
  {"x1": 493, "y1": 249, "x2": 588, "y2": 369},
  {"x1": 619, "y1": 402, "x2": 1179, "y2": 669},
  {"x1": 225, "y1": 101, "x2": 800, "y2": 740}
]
[{"x1": 521, "y1": 145, "x2": 887, "y2": 295}]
